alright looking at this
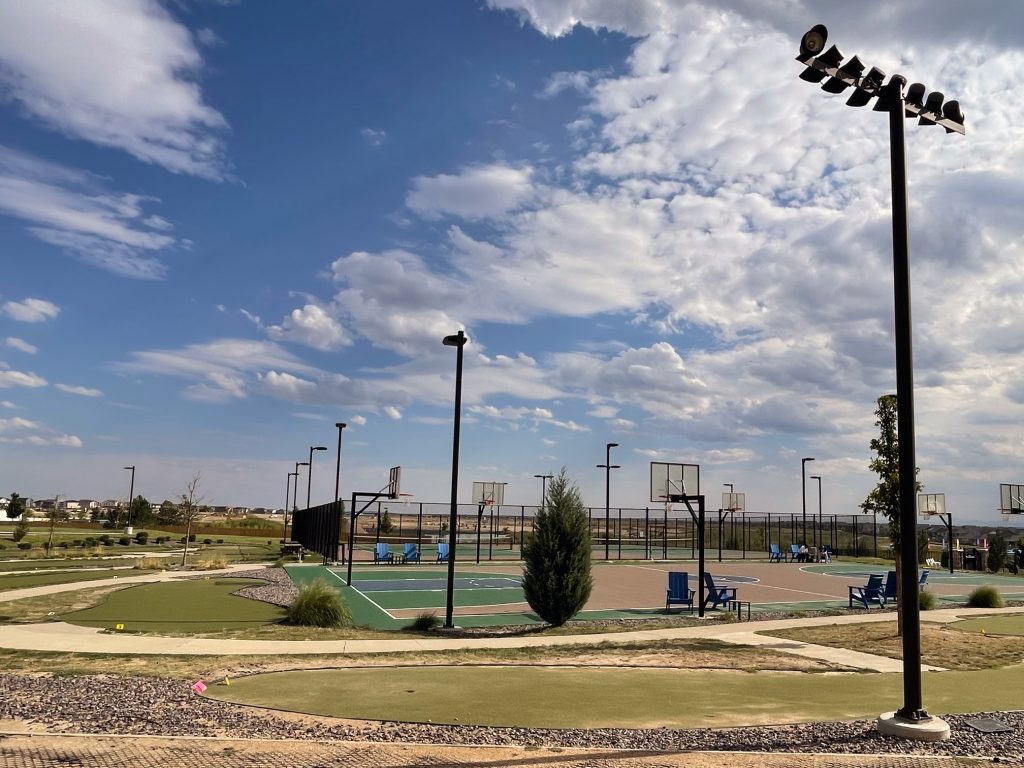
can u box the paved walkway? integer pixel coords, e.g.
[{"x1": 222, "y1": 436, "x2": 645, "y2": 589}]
[{"x1": 0, "y1": 733, "x2": 985, "y2": 768}]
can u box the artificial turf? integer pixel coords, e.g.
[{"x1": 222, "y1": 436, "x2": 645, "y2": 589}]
[
  {"x1": 0, "y1": 570, "x2": 136, "y2": 591},
  {"x1": 208, "y1": 664, "x2": 1024, "y2": 729},
  {"x1": 951, "y1": 614, "x2": 1024, "y2": 636},
  {"x1": 62, "y1": 578, "x2": 284, "y2": 632}
]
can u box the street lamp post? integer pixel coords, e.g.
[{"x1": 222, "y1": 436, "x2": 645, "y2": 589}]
[
  {"x1": 285, "y1": 471, "x2": 297, "y2": 539},
  {"x1": 796, "y1": 23, "x2": 962, "y2": 737},
  {"x1": 597, "y1": 444, "x2": 620, "y2": 561},
  {"x1": 801, "y1": 457, "x2": 815, "y2": 544},
  {"x1": 334, "y1": 423, "x2": 347, "y2": 503},
  {"x1": 288, "y1": 461, "x2": 309, "y2": 542},
  {"x1": 442, "y1": 330, "x2": 467, "y2": 629},
  {"x1": 123, "y1": 465, "x2": 135, "y2": 533},
  {"x1": 307, "y1": 445, "x2": 327, "y2": 509},
  {"x1": 810, "y1": 475, "x2": 822, "y2": 549}
]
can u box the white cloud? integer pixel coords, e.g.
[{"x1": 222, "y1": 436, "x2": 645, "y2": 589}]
[
  {"x1": 1, "y1": 400, "x2": 14, "y2": 408},
  {"x1": 0, "y1": 147, "x2": 178, "y2": 278},
  {"x1": 0, "y1": 415, "x2": 81, "y2": 447},
  {"x1": 0, "y1": 366, "x2": 47, "y2": 389},
  {"x1": 267, "y1": 304, "x2": 351, "y2": 351},
  {"x1": 2, "y1": 297, "x2": 59, "y2": 323},
  {"x1": 361, "y1": 127, "x2": 387, "y2": 146},
  {"x1": 5, "y1": 337, "x2": 37, "y2": 354},
  {"x1": 0, "y1": 0, "x2": 229, "y2": 179},
  {"x1": 406, "y1": 164, "x2": 536, "y2": 221},
  {"x1": 384, "y1": 405, "x2": 402, "y2": 420},
  {"x1": 55, "y1": 383, "x2": 103, "y2": 397},
  {"x1": 350, "y1": 415, "x2": 367, "y2": 426}
]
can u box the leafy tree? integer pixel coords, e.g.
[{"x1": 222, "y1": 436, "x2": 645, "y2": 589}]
[
  {"x1": 988, "y1": 537, "x2": 1007, "y2": 573},
  {"x1": 157, "y1": 499, "x2": 182, "y2": 525},
  {"x1": 128, "y1": 495, "x2": 154, "y2": 527},
  {"x1": 521, "y1": 469, "x2": 592, "y2": 626},
  {"x1": 5, "y1": 492, "x2": 25, "y2": 520},
  {"x1": 860, "y1": 394, "x2": 921, "y2": 635}
]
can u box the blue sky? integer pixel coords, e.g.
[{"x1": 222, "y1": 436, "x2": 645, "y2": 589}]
[{"x1": 2, "y1": 1, "x2": 1023, "y2": 524}]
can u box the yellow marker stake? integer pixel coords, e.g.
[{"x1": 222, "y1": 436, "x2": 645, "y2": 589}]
[
  {"x1": 223, "y1": 676, "x2": 230, "y2": 685},
  {"x1": 115, "y1": 623, "x2": 125, "y2": 631}
]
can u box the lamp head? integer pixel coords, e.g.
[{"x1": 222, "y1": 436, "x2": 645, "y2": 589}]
[
  {"x1": 442, "y1": 330, "x2": 467, "y2": 347},
  {"x1": 123, "y1": 466, "x2": 134, "y2": 470},
  {"x1": 335, "y1": 422, "x2": 347, "y2": 429},
  {"x1": 799, "y1": 24, "x2": 828, "y2": 59},
  {"x1": 312, "y1": 445, "x2": 327, "y2": 451},
  {"x1": 607, "y1": 442, "x2": 619, "y2": 449},
  {"x1": 298, "y1": 461, "x2": 310, "y2": 467}
]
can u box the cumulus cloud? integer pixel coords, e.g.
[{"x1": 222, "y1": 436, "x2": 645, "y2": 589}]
[
  {"x1": 406, "y1": 164, "x2": 536, "y2": 221},
  {"x1": 2, "y1": 297, "x2": 59, "y2": 323},
  {"x1": 5, "y1": 337, "x2": 37, "y2": 354},
  {"x1": 267, "y1": 304, "x2": 351, "y2": 351},
  {"x1": 0, "y1": 0, "x2": 229, "y2": 179},
  {"x1": 0, "y1": 365, "x2": 47, "y2": 389},
  {"x1": 0, "y1": 415, "x2": 81, "y2": 447}
]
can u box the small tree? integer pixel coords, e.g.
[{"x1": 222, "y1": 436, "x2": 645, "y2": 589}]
[
  {"x1": 988, "y1": 537, "x2": 1008, "y2": 573},
  {"x1": 156, "y1": 499, "x2": 182, "y2": 525},
  {"x1": 379, "y1": 508, "x2": 394, "y2": 535},
  {"x1": 12, "y1": 515, "x2": 30, "y2": 542},
  {"x1": 5, "y1": 492, "x2": 25, "y2": 520},
  {"x1": 45, "y1": 495, "x2": 70, "y2": 552},
  {"x1": 521, "y1": 469, "x2": 592, "y2": 626},
  {"x1": 179, "y1": 473, "x2": 205, "y2": 567},
  {"x1": 860, "y1": 394, "x2": 921, "y2": 635},
  {"x1": 128, "y1": 495, "x2": 154, "y2": 527}
]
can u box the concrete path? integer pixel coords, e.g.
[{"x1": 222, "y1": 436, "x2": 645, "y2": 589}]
[{"x1": 3, "y1": 565, "x2": 1023, "y2": 672}]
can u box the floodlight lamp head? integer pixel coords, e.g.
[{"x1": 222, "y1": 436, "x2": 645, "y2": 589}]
[
  {"x1": 846, "y1": 65, "x2": 885, "y2": 107},
  {"x1": 442, "y1": 330, "x2": 467, "y2": 347},
  {"x1": 822, "y1": 55, "x2": 863, "y2": 93},
  {"x1": 335, "y1": 422, "x2": 347, "y2": 429},
  {"x1": 919, "y1": 91, "x2": 944, "y2": 125},
  {"x1": 942, "y1": 100, "x2": 965, "y2": 133},
  {"x1": 905, "y1": 82, "x2": 926, "y2": 107},
  {"x1": 799, "y1": 24, "x2": 828, "y2": 59}
]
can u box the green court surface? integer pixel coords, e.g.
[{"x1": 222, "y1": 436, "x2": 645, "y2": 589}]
[
  {"x1": 209, "y1": 664, "x2": 1024, "y2": 729},
  {"x1": 0, "y1": 569, "x2": 134, "y2": 591},
  {"x1": 63, "y1": 578, "x2": 284, "y2": 632},
  {"x1": 950, "y1": 614, "x2": 1024, "y2": 636},
  {"x1": 804, "y1": 563, "x2": 1024, "y2": 586}
]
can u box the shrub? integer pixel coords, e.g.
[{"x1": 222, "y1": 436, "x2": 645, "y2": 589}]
[
  {"x1": 216, "y1": 539, "x2": 224, "y2": 544},
  {"x1": 521, "y1": 469, "x2": 592, "y2": 627},
  {"x1": 918, "y1": 590, "x2": 938, "y2": 611},
  {"x1": 188, "y1": 533, "x2": 196, "y2": 543},
  {"x1": 17, "y1": 542, "x2": 32, "y2": 550},
  {"x1": 98, "y1": 535, "x2": 112, "y2": 546},
  {"x1": 83, "y1": 537, "x2": 96, "y2": 547},
  {"x1": 286, "y1": 579, "x2": 351, "y2": 628},
  {"x1": 195, "y1": 555, "x2": 228, "y2": 570},
  {"x1": 404, "y1": 612, "x2": 441, "y2": 632},
  {"x1": 967, "y1": 585, "x2": 1005, "y2": 608},
  {"x1": 988, "y1": 538, "x2": 1008, "y2": 573},
  {"x1": 135, "y1": 532, "x2": 149, "y2": 544},
  {"x1": 12, "y1": 517, "x2": 30, "y2": 542},
  {"x1": 118, "y1": 536, "x2": 131, "y2": 546},
  {"x1": 58, "y1": 542, "x2": 69, "y2": 549},
  {"x1": 203, "y1": 538, "x2": 213, "y2": 545},
  {"x1": 133, "y1": 557, "x2": 164, "y2": 570}
]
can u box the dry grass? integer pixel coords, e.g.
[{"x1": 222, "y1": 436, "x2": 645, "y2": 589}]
[
  {"x1": 132, "y1": 557, "x2": 166, "y2": 570},
  {"x1": 0, "y1": 585, "x2": 131, "y2": 624},
  {"x1": 764, "y1": 620, "x2": 1024, "y2": 670}
]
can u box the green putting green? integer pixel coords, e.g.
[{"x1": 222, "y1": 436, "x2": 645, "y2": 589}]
[
  {"x1": 0, "y1": 570, "x2": 135, "y2": 591},
  {"x1": 208, "y1": 665, "x2": 1024, "y2": 729},
  {"x1": 63, "y1": 578, "x2": 284, "y2": 632},
  {"x1": 950, "y1": 614, "x2": 1024, "y2": 636}
]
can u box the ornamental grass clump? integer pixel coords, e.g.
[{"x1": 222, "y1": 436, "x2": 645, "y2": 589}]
[
  {"x1": 287, "y1": 579, "x2": 351, "y2": 628},
  {"x1": 404, "y1": 611, "x2": 441, "y2": 632},
  {"x1": 918, "y1": 590, "x2": 937, "y2": 611},
  {"x1": 967, "y1": 585, "x2": 1004, "y2": 608}
]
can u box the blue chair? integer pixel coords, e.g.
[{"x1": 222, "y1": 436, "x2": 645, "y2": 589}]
[
  {"x1": 883, "y1": 570, "x2": 898, "y2": 601},
  {"x1": 790, "y1": 544, "x2": 802, "y2": 562},
  {"x1": 849, "y1": 573, "x2": 885, "y2": 609},
  {"x1": 373, "y1": 542, "x2": 393, "y2": 564},
  {"x1": 769, "y1": 544, "x2": 786, "y2": 563},
  {"x1": 919, "y1": 569, "x2": 929, "y2": 590},
  {"x1": 821, "y1": 545, "x2": 834, "y2": 563},
  {"x1": 666, "y1": 571, "x2": 695, "y2": 613},
  {"x1": 703, "y1": 572, "x2": 738, "y2": 610},
  {"x1": 436, "y1": 542, "x2": 450, "y2": 563},
  {"x1": 403, "y1": 542, "x2": 421, "y2": 563}
]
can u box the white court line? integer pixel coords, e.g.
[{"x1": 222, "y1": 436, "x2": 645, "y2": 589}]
[
  {"x1": 361, "y1": 587, "x2": 522, "y2": 595},
  {"x1": 324, "y1": 568, "x2": 394, "y2": 619}
]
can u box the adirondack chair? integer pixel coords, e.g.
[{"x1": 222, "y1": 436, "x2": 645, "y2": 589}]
[
  {"x1": 373, "y1": 542, "x2": 393, "y2": 564},
  {"x1": 769, "y1": 543, "x2": 786, "y2": 563},
  {"x1": 666, "y1": 571, "x2": 695, "y2": 613},
  {"x1": 883, "y1": 570, "x2": 898, "y2": 601},
  {"x1": 436, "y1": 541, "x2": 450, "y2": 563},
  {"x1": 403, "y1": 542, "x2": 421, "y2": 563},
  {"x1": 849, "y1": 573, "x2": 885, "y2": 609},
  {"x1": 790, "y1": 544, "x2": 803, "y2": 562},
  {"x1": 702, "y1": 572, "x2": 738, "y2": 610},
  {"x1": 919, "y1": 569, "x2": 929, "y2": 590}
]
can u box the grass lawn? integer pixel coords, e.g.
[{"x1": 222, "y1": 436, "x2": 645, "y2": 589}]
[
  {"x1": 0, "y1": 557, "x2": 159, "y2": 572},
  {"x1": 0, "y1": 570, "x2": 136, "y2": 591},
  {"x1": 62, "y1": 578, "x2": 285, "y2": 632},
  {"x1": 207, "y1": 664, "x2": 1024, "y2": 728}
]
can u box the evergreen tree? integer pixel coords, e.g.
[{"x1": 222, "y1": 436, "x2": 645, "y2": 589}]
[
  {"x1": 860, "y1": 394, "x2": 921, "y2": 634},
  {"x1": 521, "y1": 469, "x2": 592, "y2": 626},
  {"x1": 5, "y1": 492, "x2": 25, "y2": 520}
]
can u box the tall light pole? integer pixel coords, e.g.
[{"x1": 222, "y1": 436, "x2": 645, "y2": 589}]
[
  {"x1": 796, "y1": 23, "x2": 962, "y2": 737},
  {"x1": 810, "y1": 475, "x2": 822, "y2": 549},
  {"x1": 597, "y1": 443, "x2": 620, "y2": 561},
  {"x1": 288, "y1": 461, "x2": 309, "y2": 542},
  {"x1": 801, "y1": 457, "x2": 815, "y2": 544},
  {"x1": 334, "y1": 423, "x2": 347, "y2": 503},
  {"x1": 307, "y1": 445, "x2": 327, "y2": 509},
  {"x1": 123, "y1": 465, "x2": 135, "y2": 533},
  {"x1": 533, "y1": 474, "x2": 553, "y2": 510},
  {"x1": 285, "y1": 470, "x2": 297, "y2": 539},
  {"x1": 442, "y1": 330, "x2": 467, "y2": 629}
]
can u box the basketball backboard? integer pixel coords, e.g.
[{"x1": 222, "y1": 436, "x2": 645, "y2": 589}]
[
  {"x1": 722, "y1": 492, "x2": 746, "y2": 512},
  {"x1": 650, "y1": 462, "x2": 700, "y2": 503},
  {"x1": 918, "y1": 493, "x2": 945, "y2": 519},
  {"x1": 387, "y1": 466, "x2": 401, "y2": 499},
  {"x1": 999, "y1": 483, "x2": 1024, "y2": 517},
  {"x1": 472, "y1": 481, "x2": 505, "y2": 506}
]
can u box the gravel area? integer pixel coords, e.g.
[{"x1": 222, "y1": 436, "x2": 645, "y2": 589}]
[
  {"x1": 0, "y1": 673, "x2": 1022, "y2": 760},
  {"x1": 226, "y1": 566, "x2": 298, "y2": 607}
]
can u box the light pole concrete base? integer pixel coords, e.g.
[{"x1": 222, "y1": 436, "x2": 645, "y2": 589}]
[{"x1": 876, "y1": 712, "x2": 951, "y2": 741}]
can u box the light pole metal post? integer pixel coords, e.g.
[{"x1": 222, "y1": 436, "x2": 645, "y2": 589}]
[
  {"x1": 597, "y1": 443, "x2": 619, "y2": 561},
  {"x1": 801, "y1": 457, "x2": 814, "y2": 544},
  {"x1": 123, "y1": 465, "x2": 135, "y2": 532},
  {"x1": 442, "y1": 330, "x2": 467, "y2": 629}
]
